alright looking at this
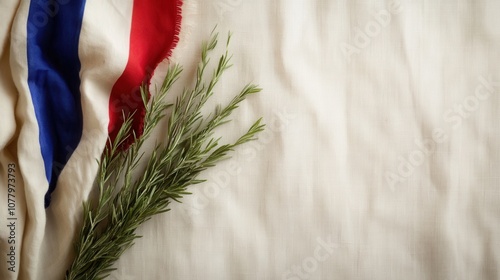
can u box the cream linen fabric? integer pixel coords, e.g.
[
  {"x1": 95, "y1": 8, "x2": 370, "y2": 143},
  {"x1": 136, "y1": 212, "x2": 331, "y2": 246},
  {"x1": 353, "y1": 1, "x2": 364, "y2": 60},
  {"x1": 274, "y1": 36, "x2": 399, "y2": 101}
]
[
  {"x1": 1, "y1": 0, "x2": 500, "y2": 279},
  {"x1": 112, "y1": 1, "x2": 500, "y2": 279}
]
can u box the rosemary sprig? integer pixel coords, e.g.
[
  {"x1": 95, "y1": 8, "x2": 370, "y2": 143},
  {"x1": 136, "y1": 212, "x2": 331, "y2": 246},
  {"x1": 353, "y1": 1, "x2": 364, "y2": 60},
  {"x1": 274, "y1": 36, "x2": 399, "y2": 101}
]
[{"x1": 65, "y1": 31, "x2": 264, "y2": 280}]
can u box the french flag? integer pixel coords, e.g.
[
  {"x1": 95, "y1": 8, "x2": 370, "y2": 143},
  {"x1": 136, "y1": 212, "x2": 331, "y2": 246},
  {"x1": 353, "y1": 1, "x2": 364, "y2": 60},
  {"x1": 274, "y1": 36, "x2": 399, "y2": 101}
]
[{"x1": 11, "y1": 0, "x2": 183, "y2": 208}]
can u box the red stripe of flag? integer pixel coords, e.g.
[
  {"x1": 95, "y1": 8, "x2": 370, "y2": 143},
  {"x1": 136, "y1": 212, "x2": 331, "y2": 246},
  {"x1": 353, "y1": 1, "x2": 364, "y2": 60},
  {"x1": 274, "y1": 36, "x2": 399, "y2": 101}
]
[{"x1": 108, "y1": 0, "x2": 182, "y2": 147}]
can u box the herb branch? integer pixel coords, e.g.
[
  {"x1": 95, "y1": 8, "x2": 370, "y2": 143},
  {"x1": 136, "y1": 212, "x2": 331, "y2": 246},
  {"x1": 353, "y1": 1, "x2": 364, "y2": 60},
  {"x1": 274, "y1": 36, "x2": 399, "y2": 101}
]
[{"x1": 65, "y1": 30, "x2": 264, "y2": 280}]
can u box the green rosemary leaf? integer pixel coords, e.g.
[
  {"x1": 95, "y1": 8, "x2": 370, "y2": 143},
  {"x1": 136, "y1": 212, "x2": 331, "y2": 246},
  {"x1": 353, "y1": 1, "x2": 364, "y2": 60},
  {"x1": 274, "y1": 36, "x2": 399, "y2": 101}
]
[{"x1": 65, "y1": 31, "x2": 264, "y2": 280}]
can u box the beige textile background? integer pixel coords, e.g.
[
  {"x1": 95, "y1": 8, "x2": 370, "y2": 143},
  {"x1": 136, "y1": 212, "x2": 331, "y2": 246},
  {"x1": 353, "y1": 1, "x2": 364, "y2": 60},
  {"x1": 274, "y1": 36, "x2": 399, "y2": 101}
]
[
  {"x1": 1, "y1": 0, "x2": 500, "y2": 279},
  {"x1": 113, "y1": 0, "x2": 500, "y2": 279}
]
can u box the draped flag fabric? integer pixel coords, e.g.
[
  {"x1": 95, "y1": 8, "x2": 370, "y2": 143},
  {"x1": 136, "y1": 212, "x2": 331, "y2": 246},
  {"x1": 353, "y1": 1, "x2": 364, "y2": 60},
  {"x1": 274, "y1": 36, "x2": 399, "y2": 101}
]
[
  {"x1": 29, "y1": 0, "x2": 182, "y2": 207},
  {"x1": 0, "y1": 0, "x2": 183, "y2": 279}
]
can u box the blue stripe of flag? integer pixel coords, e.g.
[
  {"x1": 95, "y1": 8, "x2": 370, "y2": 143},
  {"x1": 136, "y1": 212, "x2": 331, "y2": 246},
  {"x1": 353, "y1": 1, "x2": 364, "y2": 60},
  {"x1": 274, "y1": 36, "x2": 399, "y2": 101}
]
[{"x1": 26, "y1": 0, "x2": 87, "y2": 207}]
